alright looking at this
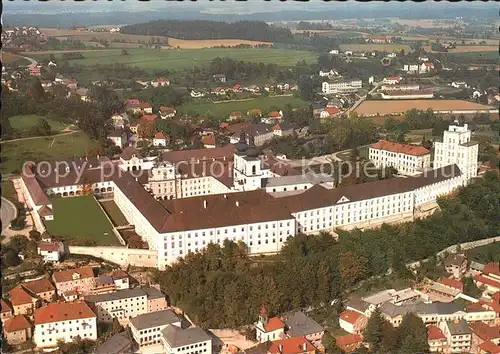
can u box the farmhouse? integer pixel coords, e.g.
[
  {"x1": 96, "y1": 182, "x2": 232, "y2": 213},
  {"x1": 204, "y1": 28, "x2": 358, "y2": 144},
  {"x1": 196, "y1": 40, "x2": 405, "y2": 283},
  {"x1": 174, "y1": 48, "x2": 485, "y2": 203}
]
[{"x1": 150, "y1": 77, "x2": 170, "y2": 87}]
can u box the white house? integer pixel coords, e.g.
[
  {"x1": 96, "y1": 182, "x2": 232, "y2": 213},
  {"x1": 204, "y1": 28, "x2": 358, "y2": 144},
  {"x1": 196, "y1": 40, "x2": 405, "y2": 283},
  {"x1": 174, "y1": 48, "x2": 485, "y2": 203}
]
[
  {"x1": 329, "y1": 49, "x2": 339, "y2": 55},
  {"x1": 322, "y1": 79, "x2": 362, "y2": 94},
  {"x1": 190, "y1": 90, "x2": 205, "y2": 98},
  {"x1": 150, "y1": 77, "x2": 170, "y2": 87},
  {"x1": 159, "y1": 106, "x2": 176, "y2": 119},
  {"x1": 130, "y1": 309, "x2": 181, "y2": 347},
  {"x1": 37, "y1": 241, "x2": 64, "y2": 263},
  {"x1": 382, "y1": 76, "x2": 402, "y2": 85},
  {"x1": 388, "y1": 52, "x2": 397, "y2": 58},
  {"x1": 255, "y1": 305, "x2": 286, "y2": 343},
  {"x1": 108, "y1": 130, "x2": 127, "y2": 149},
  {"x1": 319, "y1": 69, "x2": 340, "y2": 78},
  {"x1": 451, "y1": 81, "x2": 469, "y2": 89},
  {"x1": 153, "y1": 132, "x2": 168, "y2": 147},
  {"x1": 403, "y1": 64, "x2": 419, "y2": 74},
  {"x1": 419, "y1": 62, "x2": 434, "y2": 74},
  {"x1": 438, "y1": 319, "x2": 472, "y2": 353},
  {"x1": 33, "y1": 302, "x2": 97, "y2": 348}
]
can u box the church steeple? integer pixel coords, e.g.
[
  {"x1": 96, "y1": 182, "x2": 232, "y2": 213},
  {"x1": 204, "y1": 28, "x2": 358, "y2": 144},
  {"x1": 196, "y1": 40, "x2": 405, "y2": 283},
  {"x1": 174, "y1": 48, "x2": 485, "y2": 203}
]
[{"x1": 258, "y1": 303, "x2": 269, "y2": 325}]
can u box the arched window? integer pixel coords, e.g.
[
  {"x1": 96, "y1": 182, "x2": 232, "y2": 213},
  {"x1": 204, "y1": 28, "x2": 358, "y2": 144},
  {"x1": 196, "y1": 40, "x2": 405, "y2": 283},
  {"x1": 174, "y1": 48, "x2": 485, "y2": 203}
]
[{"x1": 252, "y1": 165, "x2": 256, "y2": 175}]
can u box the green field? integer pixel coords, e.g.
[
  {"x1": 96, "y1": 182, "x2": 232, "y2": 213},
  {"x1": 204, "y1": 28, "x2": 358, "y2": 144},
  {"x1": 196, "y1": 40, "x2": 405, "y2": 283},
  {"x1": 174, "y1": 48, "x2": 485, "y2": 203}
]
[
  {"x1": 446, "y1": 51, "x2": 499, "y2": 61},
  {"x1": 30, "y1": 48, "x2": 319, "y2": 72},
  {"x1": 0, "y1": 132, "x2": 102, "y2": 174},
  {"x1": 8, "y1": 115, "x2": 67, "y2": 133},
  {"x1": 178, "y1": 95, "x2": 309, "y2": 120},
  {"x1": 100, "y1": 200, "x2": 129, "y2": 227},
  {"x1": 45, "y1": 196, "x2": 119, "y2": 245}
]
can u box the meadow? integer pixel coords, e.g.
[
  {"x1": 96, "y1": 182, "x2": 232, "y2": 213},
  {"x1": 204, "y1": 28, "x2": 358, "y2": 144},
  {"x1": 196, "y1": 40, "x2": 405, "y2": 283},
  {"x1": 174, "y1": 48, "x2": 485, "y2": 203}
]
[
  {"x1": 178, "y1": 95, "x2": 309, "y2": 120},
  {"x1": 0, "y1": 132, "x2": 101, "y2": 174},
  {"x1": 339, "y1": 44, "x2": 411, "y2": 52},
  {"x1": 29, "y1": 47, "x2": 319, "y2": 72},
  {"x1": 45, "y1": 196, "x2": 119, "y2": 246},
  {"x1": 8, "y1": 115, "x2": 67, "y2": 133}
]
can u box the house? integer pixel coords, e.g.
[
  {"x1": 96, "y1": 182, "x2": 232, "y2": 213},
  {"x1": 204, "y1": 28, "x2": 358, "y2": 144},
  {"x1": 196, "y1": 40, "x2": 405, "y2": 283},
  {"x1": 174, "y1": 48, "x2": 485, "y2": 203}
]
[
  {"x1": 130, "y1": 122, "x2": 139, "y2": 134},
  {"x1": 451, "y1": 81, "x2": 469, "y2": 89},
  {"x1": 38, "y1": 205, "x2": 54, "y2": 221},
  {"x1": 125, "y1": 100, "x2": 153, "y2": 114},
  {"x1": 276, "y1": 83, "x2": 290, "y2": 91},
  {"x1": 267, "y1": 336, "x2": 315, "y2": 354},
  {"x1": 130, "y1": 309, "x2": 181, "y2": 347},
  {"x1": 33, "y1": 302, "x2": 97, "y2": 348},
  {"x1": 369, "y1": 140, "x2": 431, "y2": 176},
  {"x1": 109, "y1": 129, "x2": 127, "y2": 149},
  {"x1": 3, "y1": 315, "x2": 32, "y2": 345},
  {"x1": 212, "y1": 74, "x2": 226, "y2": 83},
  {"x1": 321, "y1": 79, "x2": 362, "y2": 94},
  {"x1": 479, "y1": 341, "x2": 500, "y2": 354},
  {"x1": 8, "y1": 286, "x2": 39, "y2": 317},
  {"x1": 151, "y1": 77, "x2": 170, "y2": 87},
  {"x1": 22, "y1": 278, "x2": 56, "y2": 303},
  {"x1": 419, "y1": 56, "x2": 429, "y2": 62},
  {"x1": 439, "y1": 319, "x2": 472, "y2": 353},
  {"x1": 63, "y1": 77, "x2": 78, "y2": 90},
  {"x1": 246, "y1": 85, "x2": 260, "y2": 93},
  {"x1": 143, "y1": 286, "x2": 169, "y2": 313},
  {"x1": 345, "y1": 50, "x2": 353, "y2": 56},
  {"x1": 335, "y1": 334, "x2": 363, "y2": 353},
  {"x1": 319, "y1": 107, "x2": 340, "y2": 119},
  {"x1": 229, "y1": 111, "x2": 244, "y2": 121},
  {"x1": 261, "y1": 111, "x2": 283, "y2": 124},
  {"x1": 281, "y1": 311, "x2": 324, "y2": 350},
  {"x1": 48, "y1": 61, "x2": 57, "y2": 67},
  {"x1": 153, "y1": 132, "x2": 168, "y2": 147},
  {"x1": 52, "y1": 266, "x2": 96, "y2": 296},
  {"x1": 230, "y1": 124, "x2": 274, "y2": 147},
  {"x1": 41, "y1": 80, "x2": 52, "y2": 90},
  {"x1": 75, "y1": 87, "x2": 89, "y2": 101},
  {"x1": 255, "y1": 304, "x2": 286, "y2": 343},
  {"x1": 403, "y1": 64, "x2": 419, "y2": 74},
  {"x1": 272, "y1": 123, "x2": 296, "y2": 138},
  {"x1": 319, "y1": 69, "x2": 340, "y2": 78},
  {"x1": 37, "y1": 240, "x2": 64, "y2": 262},
  {"x1": 420, "y1": 62, "x2": 435, "y2": 74},
  {"x1": 474, "y1": 262, "x2": 500, "y2": 298},
  {"x1": 439, "y1": 277, "x2": 464, "y2": 292},
  {"x1": 190, "y1": 90, "x2": 205, "y2": 98},
  {"x1": 111, "y1": 113, "x2": 128, "y2": 129},
  {"x1": 159, "y1": 106, "x2": 176, "y2": 119},
  {"x1": 201, "y1": 134, "x2": 216, "y2": 149},
  {"x1": 382, "y1": 76, "x2": 402, "y2": 85},
  {"x1": 1, "y1": 299, "x2": 13, "y2": 323},
  {"x1": 388, "y1": 52, "x2": 397, "y2": 58},
  {"x1": 108, "y1": 270, "x2": 130, "y2": 290},
  {"x1": 339, "y1": 310, "x2": 368, "y2": 334},
  {"x1": 29, "y1": 66, "x2": 41, "y2": 76},
  {"x1": 232, "y1": 83, "x2": 242, "y2": 92},
  {"x1": 444, "y1": 253, "x2": 468, "y2": 279},
  {"x1": 427, "y1": 325, "x2": 447, "y2": 353},
  {"x1": 94, "y1": 331, "x2": 133, "y2": 354},
  {"x1": 329, "y1": 49, "x2": 339, "y2": 55},
  {"x1": 160, "y1": 324, "x2": 212, "y2": 354},
  {"x1": 141, "y1": 114, "x2": 158, "y2": 122}
]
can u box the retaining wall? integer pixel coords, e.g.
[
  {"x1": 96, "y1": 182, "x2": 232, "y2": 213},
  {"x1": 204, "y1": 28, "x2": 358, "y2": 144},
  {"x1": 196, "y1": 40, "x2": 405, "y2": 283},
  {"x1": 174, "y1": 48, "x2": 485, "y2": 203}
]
[{"x1": 68, "y1": 246, "x2": 157, "y2": 268}]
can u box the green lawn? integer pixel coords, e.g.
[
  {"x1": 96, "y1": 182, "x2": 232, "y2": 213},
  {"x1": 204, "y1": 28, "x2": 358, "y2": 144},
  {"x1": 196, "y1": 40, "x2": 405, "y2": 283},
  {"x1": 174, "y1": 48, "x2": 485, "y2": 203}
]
[
  {"x1": 100, "y1": 200, "x2": 129, "y2": 227},
  {"x1": 8, "y1": 115, "x2": 67, "y2": 133},
  {"x1": 30, "y1": 48, "x2": 318, "y2": 72},
  {"x1": 45, "y1": 196, "x2": 119, "y2": 246},
  {"x1": 446, "y1": 51, "x2": 499, "y2": 61},
  {"x1": 178, "y1": 95, "x2": 309, "y2": 120},
  {"x1": 0, "y1": 132, "x2": 102, "y2": 174}
]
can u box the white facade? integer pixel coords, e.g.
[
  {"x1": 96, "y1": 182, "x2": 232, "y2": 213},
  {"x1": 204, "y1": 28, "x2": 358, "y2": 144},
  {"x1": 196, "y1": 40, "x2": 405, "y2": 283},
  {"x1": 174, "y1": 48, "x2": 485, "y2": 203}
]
[
  {"x1": 382, "y1": 77, "x2": 402, "y2": 85},
  {"x1": 34, "y1": 313, "x2": 97, "y2": 348},
  {"x1": 109, "y1": 134, "x2": 126, "y2": 149},
  {"x1": 434, "y1": 122, "x2": 478, "y2": 183},
  {"x1": 403, "y1": 64, "x2": 419, "y2": 74},
  {"x1": 85, "y1": 290, "x2": 148, "y2": 324},
  {"x1": 369, "y1": 147, "x2": 431, "y2": 176},
  {"x1": 439, "y1": 321, "x2": 472, "y2": 353},
  {"x1": 153, "y1": 137, "x2": 167, "y2": 147},
  {"x1": 130, "y1": 312, "x2": 181, "y2": 347},
  {"x1": 322, "y1": 79, "x2": 362, "y2": 94},
  {"x1": 161, "y1": 326, "x2": 212, "y2": 354}
]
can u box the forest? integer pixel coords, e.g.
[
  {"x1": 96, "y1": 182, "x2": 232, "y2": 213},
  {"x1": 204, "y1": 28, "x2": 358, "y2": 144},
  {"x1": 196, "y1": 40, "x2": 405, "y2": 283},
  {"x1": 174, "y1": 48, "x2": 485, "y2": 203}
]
[
  {"x1": 121, "y1": 20, "x2": 295, "y2": 43},
  {"x1": 155, "y1": 171, "x2": 500, "y2": 329}
]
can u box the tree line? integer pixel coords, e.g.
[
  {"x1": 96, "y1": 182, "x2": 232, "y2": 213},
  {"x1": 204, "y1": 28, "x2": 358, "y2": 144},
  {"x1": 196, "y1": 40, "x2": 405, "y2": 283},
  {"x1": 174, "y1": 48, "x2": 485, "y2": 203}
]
[
  {"x1": 121, "y1": 20, "x2": 295, "y2": 43},
  {"x1": 154, "y1": 171, "x2": 499, "y2": 329}
]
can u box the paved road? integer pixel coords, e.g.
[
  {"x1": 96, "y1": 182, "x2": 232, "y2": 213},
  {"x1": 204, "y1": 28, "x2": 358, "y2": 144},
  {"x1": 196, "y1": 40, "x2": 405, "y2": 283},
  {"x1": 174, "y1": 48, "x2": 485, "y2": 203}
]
[
  {"x1": 20, "y1": 55, "x2": 38, "y2": 68},
  {"x1": 1, "y1": 197, "x2": 17, "y2": 232},
  {"x1": 348, "y1": 81, "x2": 381, "y2": 114}
]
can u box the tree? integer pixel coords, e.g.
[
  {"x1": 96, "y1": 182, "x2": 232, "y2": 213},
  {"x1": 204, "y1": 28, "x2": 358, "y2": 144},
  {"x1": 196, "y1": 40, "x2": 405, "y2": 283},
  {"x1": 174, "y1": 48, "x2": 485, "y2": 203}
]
[
  {"x1": 29, "y1": 230, "x2": 41, "y2": 241},
  {"x1": 36, "y1": 118, "x2": 52, "y2": 136},
  {"x1": 462, "y1": 276, "x2": 482, "y2": 298},
  {"x1": 2, "y1": 249, "x2": 21, "y2": 268},
  {"x1": 339, "y1": 250, "x2": 369, "y2": 289},
  {"x1": 395, "y1": 313, "x2": 430, "y2": 353},
  {"x1": 363, "y1": 308, "x2": 388, "y2": 353},
  {"x1": 298, "y1": 76, "x2": 315, "y2": 101},
  {"x1": 121, "y1": 49, "x2": 129, "y2": 56},
  {"x1": 137, "y1": 120, "x2": 156, "y2": 139},
  {"x1": 111, "y1": 317, "x2": 124, "y2": 335}
]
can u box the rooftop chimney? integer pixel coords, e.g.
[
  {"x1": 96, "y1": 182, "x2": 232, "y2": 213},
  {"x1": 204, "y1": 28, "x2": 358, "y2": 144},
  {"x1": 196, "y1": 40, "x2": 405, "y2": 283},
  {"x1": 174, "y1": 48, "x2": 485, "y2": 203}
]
[
  {"x1": 203, "y1": 200, "x2": 207, "y2": 209},
  {"x1": 235, "y1": 201, "x2": 239, "y2": 207},
  {"x1": 302, "y1": 343, "x2": 307, "y2": 351},
  {"x1": 223, "y1": 194, "x2": 227, "y2": 199},
  {"x1": 278, "y1": 344, "x2": 283, "y2": 353}
]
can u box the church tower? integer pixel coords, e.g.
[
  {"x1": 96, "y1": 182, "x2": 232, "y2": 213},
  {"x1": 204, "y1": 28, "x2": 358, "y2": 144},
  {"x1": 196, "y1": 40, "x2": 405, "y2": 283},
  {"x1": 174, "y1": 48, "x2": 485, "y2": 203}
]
[{"x1": 233, "y1": 132, "x2": 264, "y2": 191}]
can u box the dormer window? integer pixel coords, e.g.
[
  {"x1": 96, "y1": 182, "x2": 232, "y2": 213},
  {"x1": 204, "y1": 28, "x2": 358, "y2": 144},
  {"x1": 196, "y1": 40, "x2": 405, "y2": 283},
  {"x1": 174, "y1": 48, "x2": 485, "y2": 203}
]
[{"x1": 72, "y1": 273, "x2": 81, "y2": 280}]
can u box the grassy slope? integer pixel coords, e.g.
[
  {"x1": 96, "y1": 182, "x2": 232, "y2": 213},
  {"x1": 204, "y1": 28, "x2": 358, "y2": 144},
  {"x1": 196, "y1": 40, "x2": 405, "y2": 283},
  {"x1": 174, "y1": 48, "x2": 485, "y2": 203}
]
[
  {"x1": 0, "y1": 132, "x2": 101, "y2": 174},
  {"x1": 45, "y1": 196, "x2": 119, "y2": 245},
  {"x1": 8, "y1": 115, "x2": 67, "y2": 132}
]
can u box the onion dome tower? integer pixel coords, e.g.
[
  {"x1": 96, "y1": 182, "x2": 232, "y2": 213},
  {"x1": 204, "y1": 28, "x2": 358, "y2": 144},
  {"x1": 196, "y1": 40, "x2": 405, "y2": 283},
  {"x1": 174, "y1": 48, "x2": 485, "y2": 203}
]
[
  {"x1": 246, "y1": 134, "x2": 260, "y2": 158},
  {"x1": 235, "y1": 130, "x2": 248, "y2": 155}
]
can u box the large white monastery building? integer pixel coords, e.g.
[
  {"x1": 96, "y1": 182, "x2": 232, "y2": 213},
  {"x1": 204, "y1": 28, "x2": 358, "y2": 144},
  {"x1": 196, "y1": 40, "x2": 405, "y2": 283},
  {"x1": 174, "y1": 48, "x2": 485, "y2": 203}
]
[{"x1": 20, "y1": 122, "x2": 478, "y2": 270}]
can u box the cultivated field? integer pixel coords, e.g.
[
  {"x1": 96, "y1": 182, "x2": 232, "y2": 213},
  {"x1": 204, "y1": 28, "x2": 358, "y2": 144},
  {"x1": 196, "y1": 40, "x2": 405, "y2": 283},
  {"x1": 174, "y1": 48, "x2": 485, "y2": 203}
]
[
  {"x1": 354, "y1": 99, "x2": 496, "y2": 117},
  {"x1": 389, "y1": 19, "x2": 458, "y2": 28},
  {"x1": 339, "y1": 44, "x2": 411, "y2": 52},
  {"x1": 8, "y1": 115, "x2": 67, "y2": 133},
  {"x1": 2, "y1": 52, "x2": 30, "y2": 66},
  {"x1": 178, "y1": 96, "x2": 309, "y2": 120},
  {"x1": 424, "y1": 45, "x2": 498, "y2": 53},
  {"x1": 0, "y1": 132, "x2": 101, "y2": 174},
  {"x1": 28, "y1": 48, "x2": 318, "y2": 71},
  {"x1": 45, "y1": 196, "x2": 119, "y2": 246},
  {"x1": 40, "y1": 28, "x2": 273, "y2": 49}
]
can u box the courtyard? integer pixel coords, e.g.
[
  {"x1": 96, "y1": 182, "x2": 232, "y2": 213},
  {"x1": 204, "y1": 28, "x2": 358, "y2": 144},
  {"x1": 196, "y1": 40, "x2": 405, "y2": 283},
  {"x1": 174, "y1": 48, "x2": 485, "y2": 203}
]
[{"x1": 44, "y1": 195, "x2": 120, "y2": 246}]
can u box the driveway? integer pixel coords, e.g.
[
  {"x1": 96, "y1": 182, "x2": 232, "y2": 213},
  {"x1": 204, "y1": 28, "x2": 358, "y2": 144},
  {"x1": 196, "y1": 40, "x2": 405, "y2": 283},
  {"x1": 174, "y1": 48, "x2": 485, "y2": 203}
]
[{"x1": 1, "y1": 197, "x2": 17, "y2": 233}]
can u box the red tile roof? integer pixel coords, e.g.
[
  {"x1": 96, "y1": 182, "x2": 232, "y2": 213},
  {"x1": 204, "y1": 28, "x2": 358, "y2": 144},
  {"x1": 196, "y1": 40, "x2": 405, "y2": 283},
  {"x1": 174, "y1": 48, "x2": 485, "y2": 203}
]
[
  {"x1": 263, "y1": 317, "x2": 286, "y2": 332},
  {"x1": 154, "y1": 131, "x2": 166, "y2": 140},
  {"x1": 268, "y1": 111, "x2": 282, "y2": 118},
  {"x1": 1, "y1": 299, "x2": 13, "y2": 313},
  {"x1": 479, "y1": 341, "x2": 500, "y2": 354},
  {"x1": 484, "y1": 262, "x2": 500, "y2": 277},
  {"x1": 160, "y1": 106, "x2": 175, "y2": 112},
  {"x1": 53, "y1": 266, "x2": 94, "y2": 284},
  {"x1": 142, "y1": 114, "x2": 158, "y2": 121},
  {"x1": 339, "y1": 310, "x2": 364, "y2": 325},
  {"x1": 8, "y1": 286, "x2": 36, "y2": 306},
  {"x1": 4, "y1": 315, "x2": 31, "y2": 333},
  {"x1": 153, "y1": 77, "x2": 169, "y2": 82},
  {"x1": 201, "y1": 135, "x2": 216, "y2": 146},
  {"x1": 336, "y1": 334, "x2": 362, "y2": 347},
  {"x1": 370, "y1": 140, "x2": 430, "y2": 156},
  {"x1": 469, "y1": 322, "x2": 500, "y2": 341},
  {"x1": 22, "y1": 278, "x2": 56, "y2": 295},
  {"x1": 268, "y1": 336, "x2": 315, "y2": 354},
  {"x1": 439, "y1": 277, "x2": 464, "y2": 291},
  {"x1": 34, "y1": 302, "x2": 96, "y2": 325},
  {"x1": 475, "y1": 274, "x2": 500, "y2": 289},
  {"x1": 324, "y1": 107, "x2": 340, "y2": 115},
  {"x1": 38, "y1": 241, "x2": 61, "y2": 252},
  {"x1": 139, "y1": 102, "x2": 152, "y2": 109},
  {"x1": 427, "y1": 325, "x2": 446, "y2": 341},
  {"x1": 38, "y1": 205, "x2": 53, "y2": 217},
  {"x1": 219, "y1": 122, "x2": 229, "y2": 129},
  {"x1": 125, "y1": 98, "x2": 140, "y2": 104}
]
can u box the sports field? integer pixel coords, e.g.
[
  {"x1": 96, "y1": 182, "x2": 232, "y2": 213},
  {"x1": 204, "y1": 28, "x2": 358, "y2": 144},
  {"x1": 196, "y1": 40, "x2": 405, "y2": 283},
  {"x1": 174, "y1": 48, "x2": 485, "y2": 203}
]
[
  {"x1": 0, "y1": 131, "x2": 102, "y2": 174},
  {"x1": 354, "y1": 99, "x2": 496, "y2": 117},
  {"x1": 29, "y1": 47, "x2": 318, "y2": 71},
  {"x1": 45, "y1": 196, "x2": 119, "y2": 245},
  {"x1": 8, "y1": 115, "x2": 67, "y2": 133},
  {"x1": 178, "y1": 95, "x2": 309, "y2": 120}
]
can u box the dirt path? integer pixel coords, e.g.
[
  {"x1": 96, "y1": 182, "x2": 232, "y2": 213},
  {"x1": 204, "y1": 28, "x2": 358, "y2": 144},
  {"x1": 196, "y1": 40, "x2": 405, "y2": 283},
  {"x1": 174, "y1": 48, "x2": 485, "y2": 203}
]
[{"x1": 0, "y1": 129, "x2": 79, "y2": 144}]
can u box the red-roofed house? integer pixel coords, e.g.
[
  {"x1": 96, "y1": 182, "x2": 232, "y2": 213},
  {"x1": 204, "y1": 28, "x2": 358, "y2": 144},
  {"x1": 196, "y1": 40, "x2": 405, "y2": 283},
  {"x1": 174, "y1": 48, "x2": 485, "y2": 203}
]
[
  {"x1": 125, "y1": 100, "x2": 153, "y2": 114},
  {"x1": 369, "y1": 140, "x2": 431, "y2": 176},
  {"x1": 339, "y1": 310, "x2": 368, "y2": 334},
  {"x1": 420, "y1": 62, "x2": 435, "y2": 74},
  {"x1": 142, "y1": 114, "x2": 158, "y2": 122},
  {"x1": 201, "y1": 134, "x2": 216, "y2": 149},
  {"x1": 480, "y1": 341, "x2": 500, "y2": 354},
  {"x1": 261, "y1": 111, "x2": 283, "y2": 124},
  {"x1": 255, "y1": 304, "x2": 286, "y2": 343},
  {"x1": 52, "y1": 266, "x2": 96, "y2": 296},
  {"x1": 427, "y1": 325, "x2": 447, "y2": 352},
  {"x1": 439, "y1": 277, "x2": 464, "y2": 292},
  {"x1": 267, "y1": 336, "x2": 315, "y2": 354},
  {"x1": 153, "y1": 131, "x2": 168, "y2": 147},
  {"x1": 150, "y1": 77, "x2": 170, "y2": 87},
  {"x1": 37, "y1": 240, "x2": 64, "y2": 262},
  {"x1": 475, "y1": 271, "x2": 500, "y2": 298},
  {"x1": 1, "y1": 299, "x2": 13, "y2": 323},
  {"x1": 3, "y1": 315, "x2": 32, "y2": 345},
  {"x1": 319, "y1": 107, "x2": 340, "y2": 119},
  {"x1": 336, "y1": 334, "x2": 363, "y2": 352},
  {"x1": 22, "y1": 278, "x2": 56, "y2": 303},
  {"x1": 159, "y1": 106, "x2": 176, "y2": 119},
  {"x1": 34, "y1": 302, "x2": 97, "y2": 348},
  {"x1": 8, "y1": 286, "x2": 39, "y2": 317}
]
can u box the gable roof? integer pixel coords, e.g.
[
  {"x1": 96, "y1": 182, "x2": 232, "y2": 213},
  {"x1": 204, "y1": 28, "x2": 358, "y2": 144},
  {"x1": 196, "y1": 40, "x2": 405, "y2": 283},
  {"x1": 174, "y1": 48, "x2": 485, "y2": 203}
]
[
  {"x1": 263, "y1": 317, "x2": 286, "y2": 332},
  {"x1": 130, "y1": 309, "x2": 179, "y2": 330},
  {"x1": 339, "y1": 310, "x2": 365, "y2": 325},
  {"x1": 53, "y1": 266, "x2": 95, "y2": 283},
  {"x1": 120, "y1": 146, "x2": 142, "y2": 161},
  {"x1": 22, "y1": 278, "x2": 56, "y2": 295},
  {"x1": 282, "y1": 311, "x2": 323, "y2": 337},
  {"x1": 154, "y1": 131, "x2": 167, "y2": 140},
  {"x1": 38, "y1": 205, "x2": 53, "y2": 217},
  {"x1": 201, "y1": 135, "x2": 216, "y2": 146},
  {"x1": 479, "y1": 341, "x2": 500, "y2": 354},
  {"x1": 336, "y1": 334, "x2": 362, "y2": 347},
  {"x1": 34, "y1": 302, "x2": 96, "y2": 324},
  {"x1": 4, "y1": 315, "x2": 31, "y2": 333},
  {"x1": 1, "y1": 299, "x2": 13, "y2": 313},
  {"x1": 444, "y1": 253, "x2": 467, "y2": 267},
  {"x1": 9, "y1": 286, "x2": 36, "y2": 306},
  {"x1": 370, "y1": 140, "x2": 430, "y2": 156},
  {"x1": 484, "y1": 262, "x2": 500, "y2": 277},
  {"x1": 161, "y1": 325, "x2": 211, "y2": 348},
  {"x1": 267, "y1": 336, "x2": 314, "y2": 354},
  {"x1": 142, "y1": 114, "x2": 158, "y2": 121},
  {"x1": 439, "y1": 277, "x2": 464, "y2": 291}
]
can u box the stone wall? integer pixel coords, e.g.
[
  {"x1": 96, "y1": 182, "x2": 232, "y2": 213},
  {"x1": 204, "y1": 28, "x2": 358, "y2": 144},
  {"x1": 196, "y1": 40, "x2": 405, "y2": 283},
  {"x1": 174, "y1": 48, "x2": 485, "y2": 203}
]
[{"x1": 68, "y1": 246, "x2": 157, "y2": 268}]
